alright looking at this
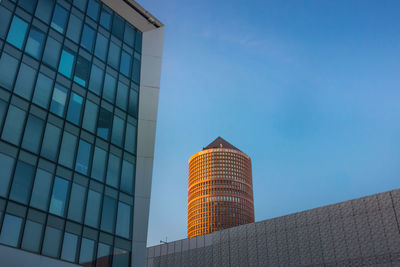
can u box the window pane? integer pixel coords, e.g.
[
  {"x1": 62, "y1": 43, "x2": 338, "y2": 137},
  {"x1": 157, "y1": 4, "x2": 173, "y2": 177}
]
[
  {"x1": 61, "y1": 232, "x2": 78, "y2": 262},
  {"x1": 120, "y1": 160, "x2": 134, "y2": 194},
  {"x1": 21, "y1": 115, "x2": 45, "y2": 153},
  {"x1": 94, "y1": 32, "x2": 108, "y2": 61},
  {"x1": 58, "y1": 49, "x2": 75, "y2": 78},
  {"x1": 0, "y1": 6, "x2": 12, "y2": 39},
  {"x1": 18, "y1": 0, "x2": 37, "y2": 14},
  {"x1": 0, "y1": 153, "x2": 15, "y2": 197},
  {"x1": 50, "y1": 83, "x2": 68, "y2": 117},
  {"x1": 21, "y1": 220, "x2": 43, "y2": 252},
  {"x1": 132, "y1": 54, "x2": 141, "y2": 84},
  {"x1": 88, "y1": 64, "x2": 103, "y2": 95},
  {"x1": 73, "y1": 56, "x2": 90, "y2": 87},
  {"x1": 32, "y1": 73, "x2": 53, "y2": 109},
  {"x1": 97, "y1": 108, "x2": 112, "y2": 140},
  {"x1": 73, "y1": 0, "x2": 87, "y2": 12},
  {"x1": 6, "y1": 16, "x2": 28, "y2": 49},
  {"x1": 120, "y1": 50, "x2": 131, "y2": 77},
  {"x1": 9, "y1": 161, "x2": 35, "y2": 204},
  {"x1": 91, "y1": 146, "x2": 107, "y2": 182},
  {"x1": 124, "y1": 122, "x2": 137, "y2": 154},
  {"x1": 111, "y1": 115, "x2": 124, "y2": 147},
  {"x1": 67, "y1": 183, "x2": 86, "y2": 223},
  {"x1": 96, "y1": 243, "x2": 111, "y2": 267},
  {"x1": 124, "y1": 24, "x2": 135, "y2": 47},
  {"x1": 87, "y1": 0, "x2": 100, "y2": 21},
  {"x1": 58, "y1": 131, "x2": 78, "y2": 168},
  {"x1": 84, "y1": 190, "x2": 101, "y2": 228},
  {"x1": 43, "y1": 36, "x2": 62, "y2": 69},
  {"x1": 66, "y1": 93, "x2": 83, "y2": 125},
  {"x1": 107, "y1": 41, "x2": 120, "y2": 70},
  {"x1": 135, "y1": 31, "x2": 142, "y2": 52},
  {"x1": 14, "y1": 63, "x2": 37, "y2": 100},
  {"x1": 1, "y1": 105, "x2": 26, "y2": 146},
  {"x1": 106, "y1": 154, "x2": 120, "y2": 188},
  {"x1": 103, "y1": 73, "x2": 116, "y2": 103},
  {"x1": 128, "y1": 88, "x2": 138, "y2": 117},
  {"x1": 100, "y1": 195, "x2": 116, "y2": 233},
  {"x1": 112, "y1": 247, "x2": 130, "y2": 267},
  {"x1": 0, "y1": 52, "x2": 19, "y2": 90},
  {"x1": 35, "y1": 0, "x2": 55, "y2": 24},
  {"x1": 40, "y1": 123, "x2": 61, "y2": 161},
  {"x1": 30, "y1": 168, "x2": 53, "y2": 211},
  {"x1": 75, "y1": 140, "x2": 91, "y2": 175},
  {"x1": 0, "y1": 100, "x2": 7, "y2": 131},
  {"x1": 79, "y1": 238, "x2": 95, "y2": 266},
  {"x1": 51, "y1": 5, "x2": 68, "y2": 34},
  {"x1": 0, "y1": 214, "x2": 22, "y2": 247},
  {"x1": 112, "y1": 15, "x2": 124, "y2": 40},
  {"x1": 116, "y1": 81, "x2": 129, "y2": 111},
  {"x1": 82, "y1": 100, "x2": 98, "y2": 133},
  {"x1": 99, "y1": 6, "x2": 111, "y2": 30},
  {"x1": 66, "y1": 13, "x2": 82, "y2": 44},
  {"x1": 25, "y1": 28, "x2": 45, "y2": 59},
  {"x1": 116, "y1": 202, "x2": 131, "y2": 239},
  {"x1": 42, "y1": 226, "x2": 62, "y2": 258},
  {"x1": 81, "y1": 24, "x2": 95, "y2": 52},
  {"x1": 49, "y1": 177, "x2": 69, "y2": 216}
]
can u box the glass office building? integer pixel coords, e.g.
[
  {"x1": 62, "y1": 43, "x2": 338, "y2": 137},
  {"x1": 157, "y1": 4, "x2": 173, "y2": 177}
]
[{"x1": 0, "y1": 0, "x2": 163, "y2": 266}]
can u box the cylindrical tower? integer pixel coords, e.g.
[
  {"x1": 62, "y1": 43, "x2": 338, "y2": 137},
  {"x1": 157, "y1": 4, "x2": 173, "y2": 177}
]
[{"x1": 188, "y1": 137, "x2": 254, "y2": 238}]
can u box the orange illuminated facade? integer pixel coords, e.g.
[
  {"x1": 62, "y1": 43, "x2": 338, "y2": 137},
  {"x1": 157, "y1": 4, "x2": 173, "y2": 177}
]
[{"x1": 188, "y1": 137, "x2": 255, "y2": 238}]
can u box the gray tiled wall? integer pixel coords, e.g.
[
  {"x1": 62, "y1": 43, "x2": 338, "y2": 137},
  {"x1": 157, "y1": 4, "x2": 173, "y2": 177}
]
[{"x1": 147, "y1": 188, "x2": 400, "y2": 266}]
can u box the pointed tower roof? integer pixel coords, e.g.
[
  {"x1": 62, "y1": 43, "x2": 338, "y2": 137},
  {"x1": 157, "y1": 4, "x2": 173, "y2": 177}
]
[{"x1": 203, "y1": 137, "x2": 241, "y2": 151}]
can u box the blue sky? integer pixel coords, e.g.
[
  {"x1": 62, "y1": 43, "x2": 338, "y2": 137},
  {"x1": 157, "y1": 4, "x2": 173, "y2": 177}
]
[{"x1": 136, "y1": 0, "x2": 400, "y2": 246}]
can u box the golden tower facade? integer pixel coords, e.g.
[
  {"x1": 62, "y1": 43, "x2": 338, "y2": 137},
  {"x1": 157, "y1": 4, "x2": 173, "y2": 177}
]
[{"x1": 188, "y1": 137, "x2": 255, "y2": 238}]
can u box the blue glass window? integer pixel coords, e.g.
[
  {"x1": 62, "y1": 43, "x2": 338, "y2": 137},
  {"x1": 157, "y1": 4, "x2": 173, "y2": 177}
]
[
  {"x1": 88, "y1": 64, "x2": 104, "y2": 95},
  {"x1": 81, "y1": 24, "x2": 95, "y2": 52},
  {"x1": 21, "y1": 220, "x2": 43, "y2": 253},
  {"x1": 108, "y1": 41, "x2": 121, "y2": 70},
  {"x1": 73, "y1": 56, "x2": 90, "y2": 87},
  {"x1": 50, "y1": 83, "x2": 68, "y2": 117},
  {"x1": 91, "y1": 146, "x2": 107, "y2": 182},
  {"x1": 49, "y1": 177, "x2": 70, "y2": 216},
  {"x1": 87, "y1": 0, "x2": 100, "y2": 21},
  {"x1": 128, "y1": 88, "x2": 139, "y2": 117},
  {"x1": 0, "y1": 53, "x2": 19, "y2": 90},
  {"x1": 58, "y1": 49, "x2": 75, "y2": 78},
  {"x1": 97, "y1": 108, "x2": 112, "y2": 140},
  {"x1": 40, "y1": 123, "x2": 61, "y2": 161},
  {"x1": 25, "y1": 28, "x2": 45, "y2": 59},
  {"x1": 124, "y1": 122, "x2": 137, "y2": 154},
  {"x1": 111, "y1": 115, "x2": 124, "y2": 147},
  {"x1": 67, "y1": 183, "x2": 86, "y2": 223},
  {"x1": 112, "y1": 247, "x2": 130, "y2": 267},
  {"x1": 116, "y1": 80, "x2": 129, "y2": 111},
  {"x1": 9, "y1": 161, "x2": 35, "y2": 204},
  {"x1": 0, "y1": 153, "x2": 16, "y2": 198},
  {"x1": 124, "y1": 24, "x2": 135, "y2": 47},
  {"x1": 43, "y1": 36, "x2": 62, "y2": 69},
  {"x1": 6, "y1": 16, "x2": 28, "y2": 49},
  {"x1": 120, "y1": 160, "x2": 134, "y2": 194},
  {"x1": 32, "y1": 73, "x2": 53, "y2": 109},
  {"x1": 112, "y1": 15, "x2": 124, "y2": 40},
  {"x1": 0, "y1": 6, "x2": 12, "y2": 39},
  {"x1": 132, "y1": 53, "x2": 141, "y2": 84},
  {"x1": 14, "y1": 63, "x2": 37, "y2": 100},
  {"x1": 82, "y1": 100, "x2": 98, "y2": 133},
  {"x1": 84, "y1": 190, "x2": 101, "y2": 228},
  {"x1": 106, "y1": 153, "x2": 120, "y2": 188},
  {"x1": 42, "y1": 226, "x2": 62, "y2": 257},
  {"x1": 73, "y1": 0, "x2": 87, "y2": 12},
  {"x1": 22, "y1": 115, "x2": 45, "y2": 154},
  {"x1": 99, "y1": 6, "x2": 112, "y2": 30},
  {"x1": 30, "y1": 169, "x2": 53, "y2": 211},
  {"x1": 94, "y1": 32, "x2": 108, "y2": 61},
  {"x1": 35, "y1": 0, "x2": 55, "y2": 24},
  {"x1": 51, "y1": 4, "x2": 68, "y2": 34},
  {"x1": 135, "y1": 31, "x2": 142, "y2": 52},
  {"x1": 66, "y1": 14, "x2": 82, "y2": 44},
  {"x1": 0, "y1": 100, "x2": 7, "y2": 128},
  {"x1": 66, "y1": 93, "x2": 83, "y2": 125},
  {"x1": 103, "y1": 73, "x2": 116, "y2": 103},
  {"x1": 96, "y1": 243, "x2": 111, "y2": 266},
  {"x1": 18, "y1": 0, "x2": 37, "y2": 14},
  {"x1": 79, "y1": 238, "x2": 95, "y2": 265},
  {"x1": 75, "y1": 140, "x2": 92, "y2": 175},
  {"x1": 0, "y1": 214, "x2": 23, "y2": 247},
  {"x1": 58, "y1": 131, "x2": 78, "y2": 168},
  {"x1": 61, "y1": 232, "x2": 78, "y2": 262},
  {"x1": 100, "y1": 195, "x2": 117, "y2": 233},
  {"x1": 116, "y1": 202, "x2": 131, "y2": 238},
  {"x1": 1, "y1": 105, "x2": 26, "y2": 146},
  {"x1": 120, "y1": 50, "x2": 132, "y2": 77}
]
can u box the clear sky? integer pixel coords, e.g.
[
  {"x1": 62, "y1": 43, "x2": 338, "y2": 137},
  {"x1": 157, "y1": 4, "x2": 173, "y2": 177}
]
[{"x1": 136, "y1": 0, "x2": 400, "y2": 246}]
